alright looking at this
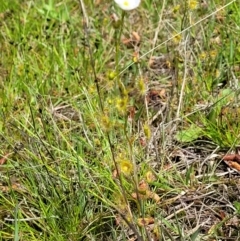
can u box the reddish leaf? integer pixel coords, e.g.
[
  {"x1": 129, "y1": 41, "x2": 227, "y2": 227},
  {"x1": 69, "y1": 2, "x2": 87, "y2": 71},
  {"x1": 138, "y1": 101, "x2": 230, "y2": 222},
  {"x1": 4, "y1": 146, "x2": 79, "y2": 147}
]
[
  {"x1": 139, "y1": 137, "x2": 146, "y2": 147},
  {"x1": 122, "y1": 31, "x2": 141, "y2": 48},
  {"x1": 137, "y1": 217, "x2": 154, "y2": 227},
  {"x1": 223, "y1": 154, "x2": 240, "y2": 163},
  {"x1": 219, "y1": 210, "x2": 226, "y2": 220},
  {"x1": 223, "y1": 154, "x2": 240, "y2": 172},
  {"x1": 128, "y1": 106, "x2": 135, "y2": 120},
  {"x1": 0, "y1": 152, "x2": 12, "y2": 165}
]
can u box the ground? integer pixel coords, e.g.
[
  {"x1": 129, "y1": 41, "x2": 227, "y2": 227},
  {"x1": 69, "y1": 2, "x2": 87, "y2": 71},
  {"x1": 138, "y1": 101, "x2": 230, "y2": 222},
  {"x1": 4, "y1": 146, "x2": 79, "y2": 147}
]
[{"x1": 0, "y1": 0, "x2": 240, "y2": 240}]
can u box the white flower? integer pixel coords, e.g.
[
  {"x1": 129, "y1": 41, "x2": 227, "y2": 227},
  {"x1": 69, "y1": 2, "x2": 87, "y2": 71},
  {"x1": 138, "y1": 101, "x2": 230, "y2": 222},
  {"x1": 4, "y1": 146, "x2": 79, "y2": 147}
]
[{"x1": 114, "y1": 0, "x2": 141, "y2": 11}]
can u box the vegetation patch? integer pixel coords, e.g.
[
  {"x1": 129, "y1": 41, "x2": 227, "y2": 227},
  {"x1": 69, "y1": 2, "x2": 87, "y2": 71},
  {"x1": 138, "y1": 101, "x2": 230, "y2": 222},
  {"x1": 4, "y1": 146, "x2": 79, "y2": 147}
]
[{"x1": 0, "y1": 0, "x2": 240, "y2": 240}]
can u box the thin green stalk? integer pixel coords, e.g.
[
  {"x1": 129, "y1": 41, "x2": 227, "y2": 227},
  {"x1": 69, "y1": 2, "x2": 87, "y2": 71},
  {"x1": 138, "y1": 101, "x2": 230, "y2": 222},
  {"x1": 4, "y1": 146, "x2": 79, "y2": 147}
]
[
  {"x1": 114, "y1": 11, "x2": 126, "y2": 96},
  {"x1": 14, "y1": 203, "x2": 19, "y2": 241}
]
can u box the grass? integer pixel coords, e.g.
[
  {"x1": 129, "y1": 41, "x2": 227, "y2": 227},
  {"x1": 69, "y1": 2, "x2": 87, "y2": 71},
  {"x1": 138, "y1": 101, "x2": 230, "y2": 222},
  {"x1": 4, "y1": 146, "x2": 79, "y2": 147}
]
[{"x1": 0, "y1": 0, "x2": 240, "y2": 240}]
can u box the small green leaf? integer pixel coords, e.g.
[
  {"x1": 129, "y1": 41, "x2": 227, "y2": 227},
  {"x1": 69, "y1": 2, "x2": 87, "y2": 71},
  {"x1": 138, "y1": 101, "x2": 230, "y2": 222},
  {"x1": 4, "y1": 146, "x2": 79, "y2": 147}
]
[
  {"x1": 176, "y1": 124, "x2": 202, "y2": 143},
  {"x1": 233, "y1": 201, "x2": 240, "y2": 214}
]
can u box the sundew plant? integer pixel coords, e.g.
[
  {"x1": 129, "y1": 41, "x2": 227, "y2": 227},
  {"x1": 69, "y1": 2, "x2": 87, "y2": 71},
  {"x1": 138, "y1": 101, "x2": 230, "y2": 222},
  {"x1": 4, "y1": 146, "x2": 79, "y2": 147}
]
[{"x1": 0, "y1": 0, "x2": 240, "y2": 240}]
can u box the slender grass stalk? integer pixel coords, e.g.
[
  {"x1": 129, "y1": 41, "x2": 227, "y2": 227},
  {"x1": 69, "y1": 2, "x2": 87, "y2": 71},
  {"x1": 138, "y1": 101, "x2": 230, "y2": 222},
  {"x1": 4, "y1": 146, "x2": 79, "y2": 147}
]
[
  {"x1": 114, "y1": 11, "x2": 126, "y2": 96},
  {"x1": 14, "y1": 203, "x2": 19, "y2": 241}
]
